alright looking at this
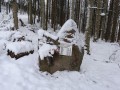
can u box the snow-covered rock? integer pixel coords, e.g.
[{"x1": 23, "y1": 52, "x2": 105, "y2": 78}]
[
  {"x1": 57, "y1": 19, "x2": 84, "y2": 50},
  {"x1": 38, "y1": 43, "x2": 58, "y2": 60},
  {"x1": 57, "y1": 19, "x2": 78, "y2": 39},
  {"x1": 6, "y1": 41, "x2": 34, "y2": 55}
]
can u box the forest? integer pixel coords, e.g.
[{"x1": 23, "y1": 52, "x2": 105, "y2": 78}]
[
  {"x1": 0, "y1": 0, "x2": 119, "y2": 54},
  {"x1": 0, "y1": 0, "x2": 120, "y2": 90}
]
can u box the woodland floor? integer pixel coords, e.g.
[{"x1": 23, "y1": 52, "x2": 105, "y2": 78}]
[{"x1": 0, "y1": 11, "x2": 120, "y2": 90}]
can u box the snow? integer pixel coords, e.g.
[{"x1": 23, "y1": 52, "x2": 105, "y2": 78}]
[
  {"x1": 57, "y1": 19, "x2": 84, "y2": 51},
  {"x1": 0, "y1": 12, "x2": 13, "y2": 31},
  {"x1": 100, "y1": 13, "x2": 106, "y2": 16},
  {"x1": 38, "y1": 29, "x2": 58, "y2": 40},
  {"x1": 0, "y1": 9, "x2": 120, "y2": 90},
  {"x1": 57, "y1": 19, "x2": 78, "y2": 38},
  {"x1": 0, "y1": 40, "x2": 8, "y2": 54},
  {"x1": 6, "y1": 41, "x2": 34, "y2": 54},
  {"x1": 89, "y1": 7, "x2": 97, "y2": 9},
  {"x1": 38, "y1": 44, "x2": 58, "y2": 60},
  {"x1": 0, "y1": 31, "x2": 15, "y2": 40},
  {"x1": 0, "y1": 41, "x2": 120, "y2": 90}
]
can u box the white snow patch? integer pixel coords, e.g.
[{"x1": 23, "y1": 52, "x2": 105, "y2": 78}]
[
  {"x1": 57, "y1": 19, "x2": 78, "y2": 38},
  {"x1": 38, "y1": 44, "x2": 58, "y2": 60},
  {"x1": 57, "y1": 19, "x2": 84, "y2": 50},
  {"x1": 38, "y1": 29, "x2": 58, "y2": 40},
  {"x1": 100, "y1": 13, "x2": 106, "y2": 16},
  {"x1": 6, "y1": 41, "x2": 34, "y2": 54},
  {"x1": 0, "y1": 31, "x2": 15, "y2": 40},
  {"x1": 0, "y1": 40, "x2": 8, "y2": 54}
]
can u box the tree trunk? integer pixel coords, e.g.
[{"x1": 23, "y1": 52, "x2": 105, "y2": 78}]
[
  {"x1": 110, "y1": 0, "x2": 119, "y2": 42},
  {"x1": 51, "y1": 0, "x2": 57, "y2": 30},
  {"x1": 81, "y1": 0, "x2": 88, "y2": 33},
  {"x1": 75, "y1": 0, "x2": 80, "y2": 28},
  {"x1": 67, "y1": 0, "x2": 70, "y2": 20},
  {"x1": 105, "y1": 0, "x2": 114, "y2": 41},
  {"x1": 6, "y1": 2, "x2": 9, "y2": 14},
  {"x1": 100, "y1": 0, "x2": 108, "y2": 40},
  {"x1": 12, "y1": 0, "x2": 19, "y2": 30},
  {"x1": 37, "y1": 0, "x2": 40, "y2": 22},
  {"x1": 33, "y1": 0, "x2": 36, "y2": 24},
  {"x1": 94, "y1": 0, "x2": 102, "y2": 41},
  {"x1": 85, "y1": 0, "x2": 93, "y2": 55},
  {"x1": 0, "y1": 0, "x2": 1, "y2": 12},
  {"x1": 45, "y1": 0, "x2": 48, "y2": 30},
  {"x1": 29, "y1": 0, "x2": 33, "y2": 24},
  {"x1": 40, "y1": 0, "x2": 45, "y2": 29},
  {"x1": 117, "y1": 23, "x2": 120, "y2": 42},
  {"x1": 71, "y1": 0, "x2": 74, "y2": 20}
]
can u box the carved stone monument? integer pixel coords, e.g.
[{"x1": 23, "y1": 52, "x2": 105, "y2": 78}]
[{"x1": 38, "y1": 19, "x2": 84, "y2": 74}]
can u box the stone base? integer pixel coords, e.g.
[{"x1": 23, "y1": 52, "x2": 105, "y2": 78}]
[{"x1": 39, "y1": 45, "x2": 84, "y2": 74}]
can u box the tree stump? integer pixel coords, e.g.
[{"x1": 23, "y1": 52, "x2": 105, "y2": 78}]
[{"x1": 39, "y1": 45, "x2": 84, "y2": 74}]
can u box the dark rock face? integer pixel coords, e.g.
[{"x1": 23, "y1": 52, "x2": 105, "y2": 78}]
[{"x1": 39, "y1": 45, "x2": 84, "y2": 74}]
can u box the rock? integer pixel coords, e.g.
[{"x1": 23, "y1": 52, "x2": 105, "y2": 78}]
[{"x1": 39, "y1": 45, "x2": 84, "y2": 74}]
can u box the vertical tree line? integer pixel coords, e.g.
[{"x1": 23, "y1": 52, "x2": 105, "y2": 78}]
[{"x1": 0, "y1": 0, "x2": 120, "y2": 44}]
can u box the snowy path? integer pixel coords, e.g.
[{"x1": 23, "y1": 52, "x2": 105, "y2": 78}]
[{"x1": 0, "y1": 41, "x2": 120, "y2": 90}]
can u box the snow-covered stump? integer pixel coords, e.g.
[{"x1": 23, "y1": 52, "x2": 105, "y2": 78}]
[
  {"x1": 6, "y1": 41, "x2": 34, "y2": 59},
  {"x1": 38, "y1": 19, "x2": 84, "y2": 74},
  {"x1": 39, "y1": 45, "x2": 84, "y2": 74}
]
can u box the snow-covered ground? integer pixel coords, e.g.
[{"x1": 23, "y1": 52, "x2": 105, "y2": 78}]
[
  {"x1": 0, "y1": 11, "x2": 120, "y2": 90},
  {"x1": 0, "y1": 41, "x2": 120, "y2": 90}
]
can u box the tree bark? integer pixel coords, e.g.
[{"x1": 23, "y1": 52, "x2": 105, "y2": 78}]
[
  {"x1": 29, "y1": 0, "x2": 33, "y2": 24},
  {"x1": 110, "y1": 0, "x2": 119, "y2": 42},
  {"x1": 33, "y1": 0, "x2": 36, "y2": 24},
  {"x1": 94, "y1": 0, "x2": 102, "y2": 41},
  {"x1": 45, "y1": 0, "x2": 48, "y2": 30},
  {"x1": 105, "y1": 0, "x2": 114, "y2": 41},
  {"x1": 0, "y1": 0, "x2": 1, "y2": 12},
  {"x1": 100, "y1": 0, "x2": 108, "y2": 40},
  {"x1": 85, "y1": 0, "x2": 93, "y2": 55},
  {"x1": 117, "y1": 23, "x2": 120, "y2": 42},
  {"x1": 71, "y1": 0, "x2": 74, "y2": 20},
  {"x1": 12, "y1": 0, "x2": 19, "y2": 30},
  {"x1": 40, "y1": 0, "x2": 45, "y2": 29}
]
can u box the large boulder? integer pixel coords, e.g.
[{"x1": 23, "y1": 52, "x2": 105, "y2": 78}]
[
  {"x1": 38, "y1": 19, "x2": 84, "y2": 74},
  {"x1": 39, "y1": 45, "x2": 84, "y2": 74}
]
